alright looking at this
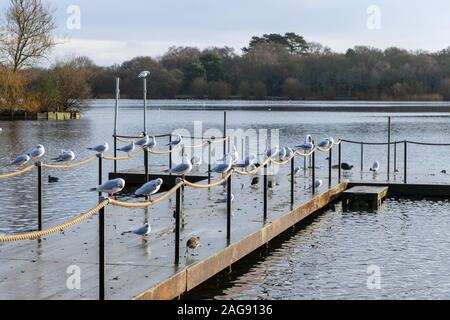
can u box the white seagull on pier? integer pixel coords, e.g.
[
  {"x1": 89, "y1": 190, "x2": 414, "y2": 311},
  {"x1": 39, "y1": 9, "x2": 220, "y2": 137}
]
[
  {"x1": 117, "y1": 141, "x2": 135, "y2": 155},
  {"x1": 166, "y1": 154, "x2": 192, "y2": 175},
  {"x1": 143, "y1": 136, "x2": 157, "y2": 150},
  {"x1": 370, "y1": 161, "x2": 380, "y2": 173},
  {"x1": 29, "y1": 144, "x2": 45, "y2": 160},
  {"x1": 122, "y1": 223, "x2": 151, "y2": 236},
  {"x1": 90, "y1": 178, "x2": 125, "y2": 196},
  {"x1": 88, "y1": 142, "x2": 109, "y2": 154},
  {"x1": 135, "y1": 178, "x2": 163, "y2": 198},
  {"x1": 136, "y1": 135, "x2": 150, "y2": 147},
  {"x1": 9, "y1": 154, "x2": 30, "y2": 166},
  {"x1": 51, "y1": 150, "x2": 75, "y2": 163},
  {"x1": 211, "y1": 154, "x2": 233, "y2": 174}
]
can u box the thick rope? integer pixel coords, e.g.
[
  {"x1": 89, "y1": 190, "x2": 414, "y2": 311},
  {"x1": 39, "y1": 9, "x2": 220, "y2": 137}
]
[
  {"x1": 0, "y1": 200, "x2": 110, "y2": 242},
  {"x1": 183, "y1": 170, "x2": 234, "y2": 189},
  {"x1": 103, "y1": 149, "x2": 143, "y2": 161},
  {"x1": 148, "y1": 145, "x2": 181, "y2": 155},
  {"x1": 0, "y1": 165, "x2": 35, "y2": 180},
  {"x1": 234, "y1": 158, "x2": 271, "y2": 175},
  {"x1": 42, "y1": 156, "x2": 97, "y2": 169},
  {"x1": 109, "y1": 182, "x2": 184, "y2": 208}
]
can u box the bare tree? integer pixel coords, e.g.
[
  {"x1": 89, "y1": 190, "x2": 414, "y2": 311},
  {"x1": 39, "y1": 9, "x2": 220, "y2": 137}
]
[{"x1": 0, "y1": 0, "x2": 56, "y2": 72}]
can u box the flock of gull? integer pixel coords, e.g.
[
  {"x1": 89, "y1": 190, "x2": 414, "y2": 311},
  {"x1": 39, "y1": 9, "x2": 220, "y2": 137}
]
[{"x1": 6, "y1": 134, "x2": 383, "y2": 254}]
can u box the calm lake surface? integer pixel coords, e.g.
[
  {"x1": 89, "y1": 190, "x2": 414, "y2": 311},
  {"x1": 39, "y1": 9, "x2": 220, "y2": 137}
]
[{"x1": 1, "y1": 100, "x2": 450, "y2": 299}]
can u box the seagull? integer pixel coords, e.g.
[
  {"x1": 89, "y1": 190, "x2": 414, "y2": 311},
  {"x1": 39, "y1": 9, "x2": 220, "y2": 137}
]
[
  {"x1": 266, "y1": 146, "x2": 279, "y2": 160},
  {"x1": 278, "y1": 147, "x2": 287, "y2": 161},
  {"x1": 122, "y1": 223, "x2": 151, "y2": 236},
  {"x1": 296, "y1": 142, "x2": 314, "y2": 152},
  {"x1": 186, "y1": 236, "x2": 201, "y2": 256},
  {"x1": 88, "y1": 142, "x2": 109, "y2": 154},
  {"x1": 51, "y1": 150, "x2": 75, "y2": 163},
  {"x1": 285, "y1": 147, "x2": 294, "y2": 159},
  {"x1": 191, "y1": 156, "x2": 202, "y2": 169},
  {"x1": 166, "y1": 155, "x2": 192, "y2": 175},
  {"x1": 370, "y1": 161, "x2": 380, "y2": 173},
  {"x1": 167, "y1": 134, "x2": 183, "y2": 147},
  {"x1": 138, "y1": 71, "x2": 151, "y2": 78},
  {"x1": 317, "y1": 139, "x2": 331, "y2": 149},
  {"x1": 314, "y1": 179, "x2": 323, "y2": 190},
  {"x1": 233, "y1": 154, "x2": 256, "y2": 169},
  {"x1": 142, "y1": 136, "x2": 157, "y2": 150},
  {"x1": 89, "y1": 178, "x2": 125, "y2": 196},
  {"x1": 9, "y1": 154, "x2": 30, "y2": 166},
  {"x1": 135, "y1": 135, "x2": 150, "y2": 147},
  {"x1": 294, "y1": 167, "x2": 301, "y2": 176},
  {"x1": 117, "y1": 141, "x2": 135, "y2": 155},
  {"x1": 215, "y1": 193, "x2": 235, "y2": 204},
  {"x1": 135, "y1": 178, "x2": 163, "y2": 198},
  {"x1": 210, "y1": 154, "x2": 233, "y2": 174},
  {"x1": 29, "y1": 144, "x2": 45, "y2": 160},
  {"x1": 305, "y1": 135, "x2": 313, "y2": 143},
  {"x1": 327, "y1": 137, "x2": 335, "y2": 145}
]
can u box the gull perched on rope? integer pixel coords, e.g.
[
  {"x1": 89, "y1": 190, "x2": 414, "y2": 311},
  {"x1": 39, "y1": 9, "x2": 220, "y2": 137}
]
[
  {"x1": 9, "y1": 154, "x2": 30, "y2": 167},
  {"x1": 266, "y1": 146, "x2": 279, "y2": 160},
  {"x1": 88, "y1": 142, "x2": 109, "y2": 154},
  {"x1": 167, "y1": 134, "x2": 183, "y2": 147},
  {"x1": 135, "y1": 178, "x2": 163, "y2": 199},
  {"x1": 90, "y1": 178, "x2": 125, "y2": 196},
  {"x1": 51, "y1": 150, "x2": 75, "y2": 163},
  {"x1": 136, "y1": 135, "x2": 150, "y2": 147},
  {"x1": 117, "y1": 141, "x2": 136, "y2": 155},
  {"x1": 143, "y1": 136, "x2": 157, "y2": 150},
  {"x1": 165, "y1": 154, "x2": 192, "y2": 175},
  {"x1": 29, "y1": 144, "x2": 45, "y2": 160},
  {"x1": 210, "y1": 154, "x2": 233, "y2": 174},
  {"x1": 317, "y1": 138, "x2": 332, "y2": 149}
]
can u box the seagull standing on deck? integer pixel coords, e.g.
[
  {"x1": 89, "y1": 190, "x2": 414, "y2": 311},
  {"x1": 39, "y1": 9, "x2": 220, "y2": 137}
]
[
  {"x1": 135, "y1": 178, "x2": 163, "y2": 199},
  {"x1": 314, "y1": 179, "x2": 323, "y2": 190},
  {"x1": 370, "y1": 161, "x2": 380, "y2": 173},
  {"x1": 117, "y1": 141, "x2": 136, "y2": 155},
  {"x1": 122, "y1": 223, "x2": 151, "y2": 237},
  {"x1": 88, "y1": 142, "x2": 109, "y2": 155},
  {"x1": 186, "y1": 236, "x2": 201, "y2": 256}
]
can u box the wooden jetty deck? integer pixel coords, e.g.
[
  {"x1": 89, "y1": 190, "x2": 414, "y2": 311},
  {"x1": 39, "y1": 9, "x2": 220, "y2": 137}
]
[
  {"x1": 0, "y1": 163, "x2": 347, "y2": 300},
  {"x1": 342, "y1": 186, "x2": 388, "y2": 211}
]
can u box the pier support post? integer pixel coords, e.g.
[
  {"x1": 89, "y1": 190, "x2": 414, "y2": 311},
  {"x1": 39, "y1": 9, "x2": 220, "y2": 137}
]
[
  {"x1": 208, "y1": 141, "x2": 212, "y2": 185},
  {"x1": 227, "y1": 174, "x2": 232, "y2": 242},
  {"x1": 223, "y1": 111, "x2": 227, "y2": 156},
  {"x1": 37, "y1": 162, "x2": 42, "y2": 232},
  {"x1": 144, "y1": 149, "x2": 149, "y2": 184},
  {"x1": 98, "y1": 155, "x2": 103, "y2": 198},
  {"x1": 394, "y1": 142, "x2": 397, "y2": 173},
  {"x1": 290, "y1": 156, "x2": 294, "y2": 209},
  {"x1": 387, "y1": 116, "x2": 391, "y2": 181},
  {"x1": 404, "y1": 141, "x2": 407, "y2": 184},
  {"x1": 328, "y1": 147, "x2": 332, "y2": 188},
  {"x1": 169, "y1": 136, "x2": 172, "y2": 174},
  {"x1": 175, "y1": 187, "x2": 181, "y2": 265},
  {"x1": 99, "y1": 198, "x2": 105, "y2": 301},
  {"x1": 312, "y1": 151, "x2": 316, "y2": 193},
  {"x1": 263, "y1": 164, "x2": 268, "y2": 221},
  {"x1": 338, "y1": 143, "x2": 342, "y2": 183}
]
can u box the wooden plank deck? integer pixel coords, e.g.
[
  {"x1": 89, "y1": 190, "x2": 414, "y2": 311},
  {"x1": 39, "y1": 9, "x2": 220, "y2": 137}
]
[
  {"x1": 0, "y1": 164, "x2": 346, "y2": 300},
  {"x1": 342, "y1": 186, "x2": 388, "y2": 211}
]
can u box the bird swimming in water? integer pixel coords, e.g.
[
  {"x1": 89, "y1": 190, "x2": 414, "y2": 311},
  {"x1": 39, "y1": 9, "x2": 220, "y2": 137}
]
[
  {"x1": 48, "y1": 175, "x2": 59, "y2": 183},
  {"x1": 9, "y1": 154, "x2": 30, "y2": 167},
  {"x1": 51, "y1": 150, "x2": 75, "y2": 163},
  {"x1": 88, "y1": 142, "x2": 109, "y2": 154},
  {"x1": 29, "y1": 144, "x2": 45, "y2": 160},
  {"x1": 117, "y1": 141, "x2": 135, "y2": 155},
  {"x1": 135, "y1": 178, "x2": 163, "y2": 199},
  {"x1": 186, "y1": 236, "x2": 200, "y2": 256},
  {"x1": 90, "y1": 178, "x2": 125, "y2": 196}
]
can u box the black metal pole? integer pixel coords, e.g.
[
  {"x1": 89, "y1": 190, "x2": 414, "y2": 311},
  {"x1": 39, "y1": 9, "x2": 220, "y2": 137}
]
[
  {"x1": 223, "y1": 111, "x2": 227, "y2": 157},
  {"x1": 113, "y1": 136, "x2": 117, "y2": 173},
  {"x1": 227, "y1": 174, "x2": 232, "y2": 241},
  {"x1": 394, "y1": 142, "x2": 397, "y2": 172},
  {"x1": 208, "y1": 141, "x2": 211, "y2": 184},
  {"x1": 98, "y1": 155, "x2": 103, "y2": 198},
  {"x1": 312, "y1": 150, "x2": 316, "y2": 194},
  {"x1": 169, "y1": 136, "x2": 172, "y2": 174},
  {"x1": 338, "y1": 143, "x2": 342, "y2": 183},
  {"x1": 360, "y1": 142, "x2": 364, "y2": 172},
  {"x1": 37, "y1": 162, "x2": 42, "y2": 231},
  {"x1": 290, "y1": 156, "x2": 294, "y2": 208},
  {"x1": 263, "y1": 164, "x2": 268, "y2": 221},
  {"x1": 404, "y1": 141, "x2": 407, "y2": 184},
  {"x1": 144, "y1": 149, "x2": 149, "y2": 183},
  {"x1": 99, "y1": 200, "x2": 105, "y2": 301},
  {"x1": 387, "y1": 116, "x2": 391, "y2": 181},
  {"x1": 328, "y1": 147, "x2": 332, "y2": 188},
  {"x1": 175, "y1": 187, "x2": 181, "y2": 265}
]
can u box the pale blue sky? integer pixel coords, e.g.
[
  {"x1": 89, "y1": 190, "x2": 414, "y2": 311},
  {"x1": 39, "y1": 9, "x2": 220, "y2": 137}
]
[{"x1": 1, "y1": 0, "x2": 450, "y2": 65}]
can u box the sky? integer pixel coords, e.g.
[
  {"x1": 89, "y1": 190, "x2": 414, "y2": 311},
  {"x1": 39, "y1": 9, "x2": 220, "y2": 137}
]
[{"x1": 1, "y1": 0, "x2": 450, "y2": 66}]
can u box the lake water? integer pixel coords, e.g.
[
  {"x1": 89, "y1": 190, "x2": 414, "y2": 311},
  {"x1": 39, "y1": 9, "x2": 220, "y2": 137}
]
[{"x1": 1, "y1": 100, "x2": 450, "y2": 299}]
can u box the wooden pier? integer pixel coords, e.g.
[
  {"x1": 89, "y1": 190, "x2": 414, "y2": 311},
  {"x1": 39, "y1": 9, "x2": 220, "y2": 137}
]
[{"x1": 342, "y1": 186, "x2": 388, "y2": 211}]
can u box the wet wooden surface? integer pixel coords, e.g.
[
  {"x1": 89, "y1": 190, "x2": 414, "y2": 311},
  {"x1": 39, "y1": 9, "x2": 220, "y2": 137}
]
[{"x1": 0, "y1": 163, "x2": 344, "y2": 300}]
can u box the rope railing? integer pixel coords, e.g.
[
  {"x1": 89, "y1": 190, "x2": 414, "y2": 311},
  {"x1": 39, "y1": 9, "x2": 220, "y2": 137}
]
[
  {"x1": 103, "y1": 149, "x2": 143, "y2": 161},
  {"x1": 183, "y1": 170, "x2": 234, "y2": 189},
  {"x1": 42, "y1": 155, "x2": 97, "y2": 169},
  {"x1": 0, "y1": 199, "x2": 110, "y2": 243},
  {"x1": 0, "y1": 165, "x2": 35, "y2": 180}
]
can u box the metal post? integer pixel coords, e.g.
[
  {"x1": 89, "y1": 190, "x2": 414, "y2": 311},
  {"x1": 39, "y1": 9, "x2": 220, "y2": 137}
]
[
  {"x1": 98, "y1": 155, "x2": 103, "y2": 198},
  {"x1": 143, "y1": 77, "x2": 147, "y2": 135},
  {"x1": 338, "y1": 143, "x2": 342, "y2": 183},
  {"x1": 394, "y1": 142, "x2": 397, "y2": 172},
  {"x1": 328, "y1": 147, "x2": 332, "y2": 188},
  {"x1": 223, "y1": 111, "x2": 227, "y2": 156},
  {"x1": 175, "y1": 188, "x2": 181, "y2": 265},
  {"x1": 113, "y1": 78, "x2": 120, "y2": 173},
  {"x1": 99, "y1": 200, "x2": 105, "y2": 301},
  {"x1": 312, "y1": 150, "x2": 316, "y2": 194},
  {"x1": 360, "y1": 142, "x2": 364, "y2": 172},
  {"x1": 37, "y1": 162, "x2": 42, "y2": 231},
  {"x1": 290, "y1": 156, "x2": 294, "y2": 208},
  {"x1": 144, "y1": 149, "x2": 149, "y2": 183},
  {"x1": 404, "y1": 141, "x2": 407, "y2": 184},
  {"x1": 387, "y1": 116, "x2": 391, "y2": 181},
  {"x1": 208, "y1": 141, "x2": 211, "y2": 184},
  {"x1": 227, "y1": 175, "x2": 232, "y2": 241},
  {"x1": 169, "y1": 136, "x2": 172, "y2": 173},
  {"x1": 263, "y1": 164, "x2": 268, "y2": 221}
]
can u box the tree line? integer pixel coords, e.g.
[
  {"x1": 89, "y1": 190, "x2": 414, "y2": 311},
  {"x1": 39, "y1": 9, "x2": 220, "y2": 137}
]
[{"x1": 2, "y1": 0, "x2": 450, "y2": 115}]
